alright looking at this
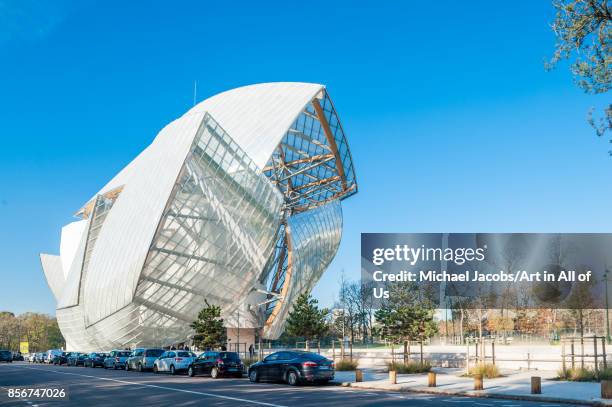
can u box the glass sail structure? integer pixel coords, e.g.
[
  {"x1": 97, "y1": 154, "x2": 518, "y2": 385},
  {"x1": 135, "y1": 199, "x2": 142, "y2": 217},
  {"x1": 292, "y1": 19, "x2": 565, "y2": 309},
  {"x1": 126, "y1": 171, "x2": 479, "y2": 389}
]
[{"x1": 40, "y1": 82, "x2": 357, "y2": 351}]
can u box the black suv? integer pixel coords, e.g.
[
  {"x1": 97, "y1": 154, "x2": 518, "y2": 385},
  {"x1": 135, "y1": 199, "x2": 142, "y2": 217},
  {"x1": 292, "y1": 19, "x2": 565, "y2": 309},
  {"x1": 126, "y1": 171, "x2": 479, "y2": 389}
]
[
  {"x1": 248, "y1": 351, "x2": 334, "y2": 385},
  {"x1": 52, "y1": 352, "x2": 70, "y2": 365},
  {"x1": 84, "y1": 352, "x2": 108, "y2": 368},
  {"x1": 187, "y1": 351, "x2": 243, "y2": 378},
  {"x1": 0, "y1": 350, "x2": 12, "y2": 363},
  {"x1": 67, "y1": 352, "x2": 87, "y2": 366}
]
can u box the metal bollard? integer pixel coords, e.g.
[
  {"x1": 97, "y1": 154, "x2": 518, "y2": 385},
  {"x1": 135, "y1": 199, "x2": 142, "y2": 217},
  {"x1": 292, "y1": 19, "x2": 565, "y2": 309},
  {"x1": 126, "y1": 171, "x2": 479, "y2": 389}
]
[
  {"x1": 602, "y1": 380, "x2": 612, "y2": 399},
  {"x1": 474, "y1": 374, "x2": 483, "y2": 391},
  {"x1": 389, "y1": 370, "x2": 397, "y2": 384},
  {"x1": 428, "y1": 371, "x2": 436, "y2": 387},
  {"x1": 531, "y1": 376, "x2": 541, "y2": 394},
  {"x1": 355, "y1": 369, "x2": 363, "y2": 382}
]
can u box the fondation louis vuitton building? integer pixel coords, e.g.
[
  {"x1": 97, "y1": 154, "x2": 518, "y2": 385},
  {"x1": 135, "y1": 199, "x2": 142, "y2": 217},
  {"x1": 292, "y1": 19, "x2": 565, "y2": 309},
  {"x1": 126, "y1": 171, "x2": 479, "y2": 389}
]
[{"x1": 40, "y1": 83, "x2": 358, "y2": 351}]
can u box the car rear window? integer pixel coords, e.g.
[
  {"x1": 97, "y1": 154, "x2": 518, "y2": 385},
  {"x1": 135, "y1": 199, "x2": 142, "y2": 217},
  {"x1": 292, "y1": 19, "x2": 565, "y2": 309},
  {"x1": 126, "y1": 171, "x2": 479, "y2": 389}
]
[
  {"x1": 0, "y1": 351, "x2": 10, "y2": 356},
  {"x1": 145, "y1": 349, "x2": 164, "y2": 357},
  {"x1": 298, "y1": 352, "x2": 327, "y2": 361},
  {"x1": 176, "y1": 351, "x2": 192, "y2": 357},
  {"x1": 118, "y1": 351, "x2": 131, "y2": 357},
  {"x1": 219, "y1": 352, "x2": 240, "y2": 361}
]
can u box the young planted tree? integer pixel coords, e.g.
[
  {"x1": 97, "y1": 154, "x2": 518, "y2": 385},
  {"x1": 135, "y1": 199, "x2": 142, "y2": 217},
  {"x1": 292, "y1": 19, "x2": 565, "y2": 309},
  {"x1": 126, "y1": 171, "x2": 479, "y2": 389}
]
[
  {"x1": 190, "y1": 300, "x2": 227, "y2": 350},
  {"x1": 375, "y1": 281, "x2": 438, "y2": 364},
  {"x1": 284, "y1": 293, "x2": 329, "y2": 350}
]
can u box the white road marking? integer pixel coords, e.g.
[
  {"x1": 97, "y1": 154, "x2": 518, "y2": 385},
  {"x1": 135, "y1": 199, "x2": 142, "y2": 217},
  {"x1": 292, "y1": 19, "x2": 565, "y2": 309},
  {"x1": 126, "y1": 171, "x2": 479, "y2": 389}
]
[{"x1": 11, "y1": 365, "x2": 287, "y2": 407}]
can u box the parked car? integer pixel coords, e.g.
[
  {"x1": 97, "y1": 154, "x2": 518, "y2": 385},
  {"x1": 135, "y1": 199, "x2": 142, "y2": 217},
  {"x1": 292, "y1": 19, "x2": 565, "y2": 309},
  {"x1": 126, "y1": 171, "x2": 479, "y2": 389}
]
[
  {"x1": 84, "y1": 352, "x2": 108, "y2": 368},
  {"x1": 33, "y1": 353, "x2": 42, "y2": 363},
  {"x1": 67, "y1": 352, "x2": 87, "y2": 366},
  {"x1": 27, "y1": 354, "x2": 36, "y2": 363},
  {"x1": 104, "y1": 350, "x2": 132, "y2": 370},
  {"x1": 52, "y1": 352, "x2": 70, "y2": 365},
  {"x1": 0, "y1": 350, "x2": 12, "y2": 363},
  {"x1": 153, "y1": 350, "x2": 197, "y2": 375},
  {"x1": 187, "y1": 351, "x2": 243, "y2": 378},
  {"x1": 12, "y1": 352, "x2": 24, "y2": 361},
  {"x1": 126, "y1": 348, "x2": 164, "y2": 372},
  {"x1": 46, "y1": 349, "x2": 63, "y2": 364},
  {"x1": 247, "y1": 351, "x2": 334, "y2": 385},
  {"x1": 41, "y1": 353, "x2": 48, "y2": 363}
]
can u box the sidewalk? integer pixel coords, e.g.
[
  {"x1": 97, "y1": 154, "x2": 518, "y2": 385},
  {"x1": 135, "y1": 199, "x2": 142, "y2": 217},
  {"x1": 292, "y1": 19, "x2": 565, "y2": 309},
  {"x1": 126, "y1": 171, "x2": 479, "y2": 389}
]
[{"x1": 333, "y1": 369, "x2": 612, "y2": 406}]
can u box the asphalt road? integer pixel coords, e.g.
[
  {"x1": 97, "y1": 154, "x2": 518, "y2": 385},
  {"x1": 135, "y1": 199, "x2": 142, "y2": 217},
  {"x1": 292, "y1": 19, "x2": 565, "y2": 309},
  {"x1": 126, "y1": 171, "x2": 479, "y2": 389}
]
[{"x1": 0, "y1": 362, "x2": 579, "y2": 407}]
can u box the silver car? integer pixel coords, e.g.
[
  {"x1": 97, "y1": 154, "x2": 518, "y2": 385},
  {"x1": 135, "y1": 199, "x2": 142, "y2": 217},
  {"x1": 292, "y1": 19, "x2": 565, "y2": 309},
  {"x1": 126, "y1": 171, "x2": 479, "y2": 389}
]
[
  {"x1": 153, "y1": 350, "x2": 197, "y2": 375},
  {"x1": 103, "y1": 350, "x2": 132, "y2": 370},
  {"x1": 125, "y1": 348, "x2": 164, "y2": 372}
]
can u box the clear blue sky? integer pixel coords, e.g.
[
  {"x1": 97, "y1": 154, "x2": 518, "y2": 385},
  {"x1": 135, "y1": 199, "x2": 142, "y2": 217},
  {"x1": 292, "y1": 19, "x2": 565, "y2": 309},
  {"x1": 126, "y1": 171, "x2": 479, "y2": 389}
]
[{"x1": 0, "y1": 0, "x2": 610, "y2": 315}]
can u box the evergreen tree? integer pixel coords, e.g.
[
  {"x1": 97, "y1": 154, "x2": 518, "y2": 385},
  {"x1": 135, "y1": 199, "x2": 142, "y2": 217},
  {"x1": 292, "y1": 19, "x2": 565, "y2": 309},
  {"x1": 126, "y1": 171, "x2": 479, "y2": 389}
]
[
  {"x1": 190, "y1": 300, "x2": 227, "y2": 350},
  {"x1": 375, "y1": 281, "x2": 438, "y2": 364},
  {"x1": 284, "y1": 294, "x2": 329, "y2": 345}
]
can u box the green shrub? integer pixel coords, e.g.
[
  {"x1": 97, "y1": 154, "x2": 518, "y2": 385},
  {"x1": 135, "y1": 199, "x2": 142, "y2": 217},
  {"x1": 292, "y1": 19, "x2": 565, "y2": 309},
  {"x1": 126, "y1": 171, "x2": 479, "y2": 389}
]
[
  {"x1": 558, "y1": 367, "x2": 612, "y2": 382},
  {"x1": 335, "y1": 359, "x2": 359, "y2": 371},
  {"x1": 241, "y1": 357, "x2": 259, "y2": 369},
  {"x1": 467, "y1": 363, "x2": 501, "y2": 378},
  {"x1": 387, "y1": 361, "x2": 431, "y2": 374}
]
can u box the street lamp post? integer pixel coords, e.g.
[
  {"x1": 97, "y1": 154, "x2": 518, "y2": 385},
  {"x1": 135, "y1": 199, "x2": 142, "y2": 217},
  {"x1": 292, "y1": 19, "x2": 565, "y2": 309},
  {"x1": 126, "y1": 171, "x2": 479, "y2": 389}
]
[{"x1": 605, "y1": 269, "x2": 610, "y2": 344}]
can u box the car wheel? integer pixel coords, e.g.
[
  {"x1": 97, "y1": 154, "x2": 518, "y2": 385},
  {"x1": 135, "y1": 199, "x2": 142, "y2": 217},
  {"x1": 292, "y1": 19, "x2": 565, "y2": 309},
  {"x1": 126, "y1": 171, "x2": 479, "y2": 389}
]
[
  {"x1": 170, "y1": 365, "x2": 176, "y2": 375},
  {"x1": 153, "y1": 365, "x2": 158, "y2": 374},
  {"x1": 125, "y1": 363, "x2": 130, "y2": 371},
  {"x1": 287, "y1": 370, "x2": 298, "y2": 386},
  {"x1": 188, "y1": 366, "x2": 195, "y2": 377},
  {"x1": 249, "y1": 369, "x2": 259, "y2": 383},
  {"x1": 113, "y1": 363, "x2": 118, "y2": 370},
  {"x1": 211, "y1": 367, "x2": 219, "y2": 379},
  {"x1": 138, "y1": 363, "x2": 143, "y2": 372}
]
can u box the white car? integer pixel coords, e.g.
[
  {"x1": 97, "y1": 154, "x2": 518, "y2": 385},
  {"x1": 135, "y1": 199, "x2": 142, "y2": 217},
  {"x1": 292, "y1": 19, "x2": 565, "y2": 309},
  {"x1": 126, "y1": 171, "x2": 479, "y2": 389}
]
[{"x1": 153, "y1": 350, "x2": 196, "y2": 375}]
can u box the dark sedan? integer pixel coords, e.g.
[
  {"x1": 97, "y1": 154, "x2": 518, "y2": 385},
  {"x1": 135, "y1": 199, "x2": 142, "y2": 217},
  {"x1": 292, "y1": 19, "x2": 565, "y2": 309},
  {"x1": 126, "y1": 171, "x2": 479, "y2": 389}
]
[
  {"x1": 187, "y1": 351, "x2": 243, "y2": 378},
  {"x1": 84, "y1": 352, "x2": 108, "y2": 368},
  {"x1": 0, "y1": 350, "x2": 12, "y2": 363},
  {"x1": 52, "y1": 352, "x2": 70, "y2": 365},
  {"x1": 12, "y1": 352, "x2": 24, "y2": 361},
  {"x1": 248, "y1": 351, "x2": 334, "y2": 386},
  {"x1": 67, "y1": 352, "x2": 87, "y2": 366}
]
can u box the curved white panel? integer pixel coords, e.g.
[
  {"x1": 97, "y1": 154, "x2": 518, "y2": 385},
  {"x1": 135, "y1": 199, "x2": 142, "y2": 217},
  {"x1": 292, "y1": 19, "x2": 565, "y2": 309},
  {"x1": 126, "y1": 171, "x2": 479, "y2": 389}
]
[
  {"x1": 57, "y1": 217, "x2": 89, "y2": 309},
  {"x1": 186, "y1": 82, "x2": 323, "y2": 169},
  {"x1": 82, "y1": 113, "x2": 205, "y2": 325},
  {"x1": 40, "y1": 254, "x2": 64, "y2": 301},
  {"x1": 59, "y1": 220, "x2": 87, "y2": 279}
]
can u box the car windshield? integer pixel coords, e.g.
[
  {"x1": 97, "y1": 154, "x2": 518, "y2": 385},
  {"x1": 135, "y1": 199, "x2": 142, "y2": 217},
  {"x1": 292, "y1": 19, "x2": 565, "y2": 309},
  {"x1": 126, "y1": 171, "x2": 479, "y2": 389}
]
[
  {"x1": 219, "y1": 352, "x2": 240, "y2": 361},
  {"x1": 145, "y1": 349, "x2": 164, "y2": 357},
  {"x1": 176, "y1": 351, "x2": 192, "y2": 357}
]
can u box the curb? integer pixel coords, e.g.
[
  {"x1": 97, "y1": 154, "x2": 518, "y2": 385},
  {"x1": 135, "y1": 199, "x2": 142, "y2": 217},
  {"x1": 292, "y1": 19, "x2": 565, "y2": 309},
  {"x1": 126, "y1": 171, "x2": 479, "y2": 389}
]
[{"x1": 346, "y1": 383, "x2": 604, "y2": 406}]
